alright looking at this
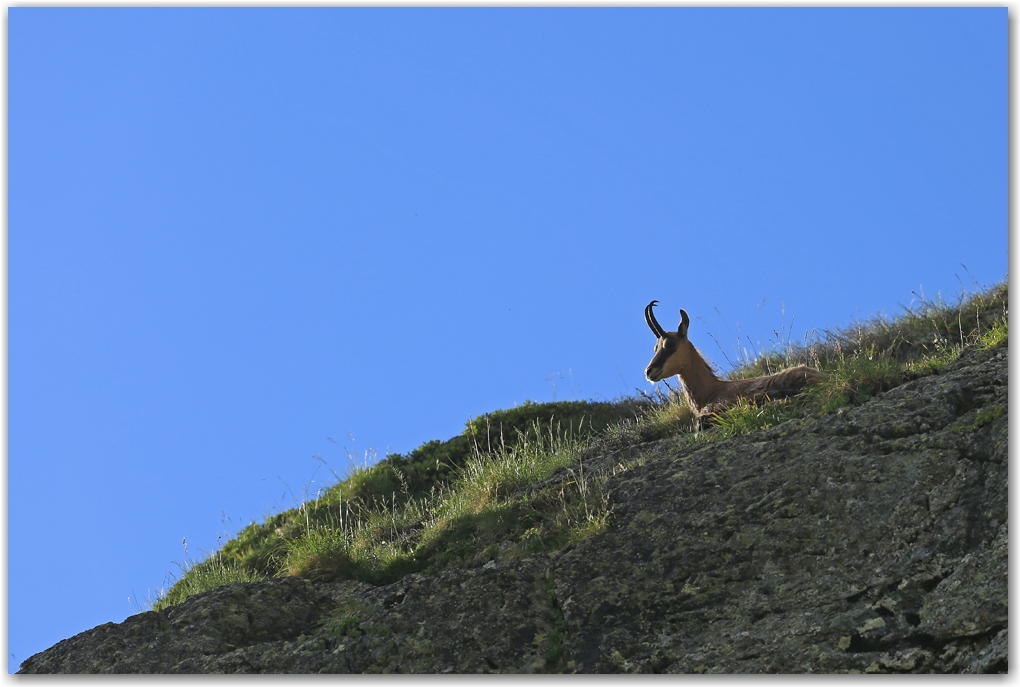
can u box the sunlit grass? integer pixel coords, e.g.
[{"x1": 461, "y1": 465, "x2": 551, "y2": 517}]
[
  {"x1": 275, "y1": 418, "x2": 611, "y2": 586},
  {"x1": 978, "y1": 315, "x2": 1008, "y2": 349},
  {"x1": 149, "y1": 554, "x2": 267, "y2": 613},
  {"x1": 808, "y1": 345, "x2": 902, "y2": 412},
  {"x1": 712, "y1": 397, "x2": 798, "y2": 438}
]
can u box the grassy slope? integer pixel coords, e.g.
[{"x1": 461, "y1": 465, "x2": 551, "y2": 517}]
[{"x1": 151, "y1": 280, "x2": 1008, "y2": 611}]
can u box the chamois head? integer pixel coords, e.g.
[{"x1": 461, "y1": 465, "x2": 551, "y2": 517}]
[{"x1": 643, "y1": 300, "x2": 695, "y2": 383}]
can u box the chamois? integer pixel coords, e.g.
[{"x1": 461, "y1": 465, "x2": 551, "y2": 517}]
[{"x1": 643, "y1": 300, "x2": 820, "y2": 416}]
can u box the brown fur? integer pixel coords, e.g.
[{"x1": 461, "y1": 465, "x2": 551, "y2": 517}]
[{"x1": 644, "y1": 301, "x2": 821, "y2": 416}]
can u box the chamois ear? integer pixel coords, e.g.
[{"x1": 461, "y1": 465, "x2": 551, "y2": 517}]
[{"x1": 678, "y1": 309, "x2": 690, "y2": 338}]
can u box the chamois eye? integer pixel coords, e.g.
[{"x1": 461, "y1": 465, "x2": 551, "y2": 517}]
[{"x1": 664, "y1": 340, "x2": 676, "y2": 350}]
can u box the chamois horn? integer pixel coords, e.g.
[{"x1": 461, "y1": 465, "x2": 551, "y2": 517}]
[{"x1": 645, "y1": 300, "x2": 666, "y2": 338}]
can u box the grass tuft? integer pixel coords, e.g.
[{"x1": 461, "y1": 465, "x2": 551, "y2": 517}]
[
  {"x1": 149, "y1": 554, "x2": 266, "y2": 613},
  {"x1": 713, "y1": 398, "x2": 798, "y2": 438},
  {"x1": 978, "y1": 315, "x2": 1008, "y2": 349},
  {"x1": 272, "y1": 418, "x2": 613, "y2": 586},
  {"x1": 808, "y1": 345, "x2": 903, "y2": 412}
]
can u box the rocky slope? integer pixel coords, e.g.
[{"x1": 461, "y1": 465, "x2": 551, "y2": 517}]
[{"x1": 20, "y1": 344, "x2": 1008, "y2": 673}]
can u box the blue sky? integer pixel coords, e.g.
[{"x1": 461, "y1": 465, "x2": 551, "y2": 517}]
[{"x1": 9, "y1": 7, "x2": 1006, "y2": 670}]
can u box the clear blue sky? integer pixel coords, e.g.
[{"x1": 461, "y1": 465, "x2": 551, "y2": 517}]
[{"x1": 9, "y1": 7, "x2": 1006, "y2": 670}]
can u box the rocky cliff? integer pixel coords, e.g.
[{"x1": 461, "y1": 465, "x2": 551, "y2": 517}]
[{"x1": 19, "y1": 344, "x2": 1007, "y2": 673}]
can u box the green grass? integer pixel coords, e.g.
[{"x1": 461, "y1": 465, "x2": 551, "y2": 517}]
[
  {"x1": 978, "y1": 314, "x2": 1008, "y2": 349},
  {"x1": 808, "y1": 345, "x2": 903, "y2": 412},
  {"x1": 151, "y1": 279, "x2": 1007, "y2": 610},
  {"x1": 156, "y1": 404, "x2": 632, "y2": 604},
  {"x1": 727, "y1": 280, "x2": 1007, "y2": 419},
  {"x1": 182, "y1": 400, "x2": 643, "y2": 583},
  {"x1": 713, "y1": 397, "x2": 799, "y2": 438},
  {"x1": 150, "y1": 554, "x2": 266, "y2": 612},
  {"x1": 278, "y1": 418, "x2": 612, "y2": 585}
]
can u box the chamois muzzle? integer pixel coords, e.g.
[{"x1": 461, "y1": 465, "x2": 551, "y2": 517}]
[{"x1": 645, "y1": 363, "x2": 665, "y2": 383}]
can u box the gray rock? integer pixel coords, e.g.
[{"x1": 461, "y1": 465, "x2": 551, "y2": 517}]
[{"x1": 19, "y1": 346, "x2": 1007, "y2": 673}]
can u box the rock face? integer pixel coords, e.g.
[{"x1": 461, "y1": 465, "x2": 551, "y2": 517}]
[{"x1": 20, "y1": 346, "x2": 1008, "y2": 674}]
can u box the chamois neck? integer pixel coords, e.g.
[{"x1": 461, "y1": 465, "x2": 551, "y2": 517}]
[{"x1": 677, "y1": 343, "x2": 730, "y2": 409}]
